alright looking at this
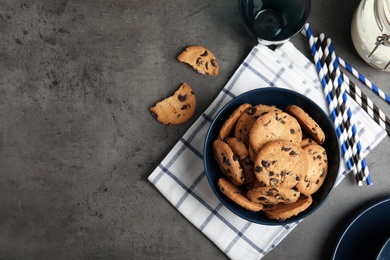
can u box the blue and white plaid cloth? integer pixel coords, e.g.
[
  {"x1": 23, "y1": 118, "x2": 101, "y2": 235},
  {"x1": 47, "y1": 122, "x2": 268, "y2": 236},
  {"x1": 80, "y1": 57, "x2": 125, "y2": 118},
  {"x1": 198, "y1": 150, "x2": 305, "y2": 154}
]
[{"x1": 148, "y1": 42, "x2": 387, "y2": 260}]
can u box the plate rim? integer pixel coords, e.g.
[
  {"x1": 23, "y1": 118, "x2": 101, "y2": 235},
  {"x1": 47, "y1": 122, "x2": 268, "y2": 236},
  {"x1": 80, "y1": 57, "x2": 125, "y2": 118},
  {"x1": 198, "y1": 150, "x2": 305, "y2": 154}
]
[{"x1": 332, "y1": 196, "x2": 390, "y2": 259}]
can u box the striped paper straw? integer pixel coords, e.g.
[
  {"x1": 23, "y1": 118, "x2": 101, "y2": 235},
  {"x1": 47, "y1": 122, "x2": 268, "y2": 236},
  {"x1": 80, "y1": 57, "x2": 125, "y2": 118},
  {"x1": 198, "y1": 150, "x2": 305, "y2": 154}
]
[
  {"x1": 317, "y1": 35, "x2": 366, "y2": 184},
  {"x1": 312, "y1": 33, "x2": 390, "y2": 137},
  {"x1": 338, "y1": 57, "x2": 390, "y2": 105},
  {"x1": 326, "y1": 38, "x2": 371, "y2": 185},
  {"x1": 314, "y1": 36, "x2": 363, "y2": 182},
  {"x1": 342, "y1": 72, "x2": 390, "y2": 136},
  {"x1": 304, "y1": 24, "x2": 362, "y2": 185}
]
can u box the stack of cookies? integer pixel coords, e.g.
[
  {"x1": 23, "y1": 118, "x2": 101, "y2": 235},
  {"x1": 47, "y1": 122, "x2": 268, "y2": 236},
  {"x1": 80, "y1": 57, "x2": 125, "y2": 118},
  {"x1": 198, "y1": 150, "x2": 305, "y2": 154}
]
[{"x1": 213, "y1": 103, "x2": 328, "y2": 221}]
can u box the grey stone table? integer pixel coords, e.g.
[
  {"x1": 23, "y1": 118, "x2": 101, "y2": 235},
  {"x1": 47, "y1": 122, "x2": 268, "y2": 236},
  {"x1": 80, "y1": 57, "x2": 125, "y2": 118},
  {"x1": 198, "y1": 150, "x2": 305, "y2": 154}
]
[{"x1": 1, "y1": 0, "x2": 390, "y2": 259}]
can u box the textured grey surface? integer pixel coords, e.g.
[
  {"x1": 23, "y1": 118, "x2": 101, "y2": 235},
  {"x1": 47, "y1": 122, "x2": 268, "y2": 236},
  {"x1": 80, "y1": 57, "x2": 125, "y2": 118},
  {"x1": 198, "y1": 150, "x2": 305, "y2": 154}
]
[{"x1": 1, "y1": 0, "x2": 390, "y2": 259}]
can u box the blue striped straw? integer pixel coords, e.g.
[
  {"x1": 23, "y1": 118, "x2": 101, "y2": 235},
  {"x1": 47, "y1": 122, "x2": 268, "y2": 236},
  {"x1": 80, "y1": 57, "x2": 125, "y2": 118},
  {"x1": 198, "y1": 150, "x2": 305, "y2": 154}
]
[
  {"x1": 326, "y1": 38, "x2": 371, "y2": 185},
  {"x1": 310, "y1": 33, "x2": 390, "y2": 137},
  {"x1": 304, "y1": 24, "x2": 363, "y2": 185},
  {"x1": 316, "y1": 34, "x2": 365, "y2": 184},
  {"x1": 338, "y1": 57, "x2": 390, "y2": 105}
]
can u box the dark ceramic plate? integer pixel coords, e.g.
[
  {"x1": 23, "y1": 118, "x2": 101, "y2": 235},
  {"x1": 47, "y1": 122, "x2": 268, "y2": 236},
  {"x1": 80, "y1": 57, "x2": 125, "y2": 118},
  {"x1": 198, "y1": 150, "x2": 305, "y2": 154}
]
[
  {"x1": 203, "y1": 88, "x2": 340, "y2": 225},
  {"x1": 332, "y1": 197, "x2": 390, "y2": 259}
]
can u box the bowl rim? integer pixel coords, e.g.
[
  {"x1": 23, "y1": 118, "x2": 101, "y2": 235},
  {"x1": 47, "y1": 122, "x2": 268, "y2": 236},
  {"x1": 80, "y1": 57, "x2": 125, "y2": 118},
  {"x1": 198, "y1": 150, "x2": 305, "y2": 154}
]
[{"x1": 203, "y1": 87, "x2": 340, "y2": 225}]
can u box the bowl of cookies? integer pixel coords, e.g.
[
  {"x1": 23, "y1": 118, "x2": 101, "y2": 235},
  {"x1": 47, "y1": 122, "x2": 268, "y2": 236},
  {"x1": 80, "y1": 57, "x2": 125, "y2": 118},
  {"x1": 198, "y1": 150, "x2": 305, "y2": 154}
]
[{"x1": 203, "y1": 87, "x2": 340, "y2": 225}]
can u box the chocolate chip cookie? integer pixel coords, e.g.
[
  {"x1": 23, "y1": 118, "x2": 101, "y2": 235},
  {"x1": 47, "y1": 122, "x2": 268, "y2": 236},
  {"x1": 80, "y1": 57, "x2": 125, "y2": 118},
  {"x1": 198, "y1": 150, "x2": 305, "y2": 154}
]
[
  {"x1": 249, "y1": 110, "x2": 302, "y2": 160},
  {"x1": 285, "y1": 104, "x2": 325, "y2": 144},
  {"x1": 213, "y1": 139, "x2": 245, "y2": 186},
  {"x1": 263, "y1": 195, "x2": 313, "y2": 221},
  {"x1": 247, "y1": 186, "x2": 300, "y2": 205},
  {"x1": 150, "y1": 82, "x2": 196, "y2": 125},
  {"x1": 295, "y1": 144, "x2": 328, "y2": 195},
  {"x1": 226, "y1": 137, "x2": 256, "y2": 184},
  {"x1": 234, "y1": 104, "x2": 281, "y2": 147},
  {"x1": 254, "y1": 140, "x2": 308, "y2": 188},
  {"x1": 218, "y1": 178, "x2": 263, "y2": 212},
  {"x1": 177, "y1": 45, "x2": 219, "y2": 76},
  {"x1": 218, "y1": 103, "x2": 252, "y2": 141}
]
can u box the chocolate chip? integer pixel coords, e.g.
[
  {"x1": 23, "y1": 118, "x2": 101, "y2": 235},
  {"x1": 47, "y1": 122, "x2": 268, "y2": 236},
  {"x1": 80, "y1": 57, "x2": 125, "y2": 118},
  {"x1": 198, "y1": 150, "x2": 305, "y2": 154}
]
[
  {"x1": 296, "y1": 175, "x2": 301, "y2": 181},
  {"x1": 178, "y1": 94, "x2": 187, "y2": 102},
  {"x1": 263, "y1": 120, "x2": 272, "y2": 127},
  {"x1": 232, "y1": 154, "x2": 238, "y2": 161},
  {"x1": 205, "y1": 61, "x2": 209, "y2": 70},
  {"x1": 246, "y1": 107, "x2": 256, "y2": 115},
  {"x1": 211, "y1": 59, "x2": 217, "y2": 67},
  {"x1": 290, "y1": 128, "x2": 295, "y2": 134},
  {"x1": 289, "y1": 150, "x2": 297, "y2": 156},
  {"x1": 261, "y1": 160, "x2": 270, "y2": 168},
  {"x1": 200, "y1": 50, "x2": 208, "y2": 57},
  {"x1": 270, "y1": 178, "x2": 278, "y2": 185},
  {"x1": 281, "y1": 146, "x2": 291, "y2": 152},
  {"x1": 225, "y1": 159, "x2": 231, "y2": 166},
  {"x1": 181, "y1": 105, "x2": 189, "y2": 110},
  {"x1": 255, "y1": 166, "x2": 263, "y2": 173},
  {"x1": 275, "y1": 194, "x2": 283, "y2": 200},
  {"x1": 196, "y1": 58, "x2": 202, "y2": 66}
]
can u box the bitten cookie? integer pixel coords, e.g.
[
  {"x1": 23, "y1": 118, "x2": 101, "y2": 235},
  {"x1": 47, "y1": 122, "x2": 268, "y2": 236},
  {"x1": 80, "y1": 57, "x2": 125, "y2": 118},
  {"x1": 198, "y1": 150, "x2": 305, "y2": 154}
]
[
  {"x1": 234, "y1": 104, "x2": 281, "y2": 147},
  {"x1": 150, "y1": 82, "x2": 196, "y2": 125},
  {"x1": 254, "y1": 140, "x2": 308, "y2": 188},
  {"x1": 285, "y1": 105, "x2": 325, "y2": 144},
  {"x1": 218, "y1": 103, "x2": 252, "y2": 140},
  {"x1": 249, "y1": 110, "x2": 302, "y2": 160},
  {"x1": 247, "y1": 186, "x2": 300, "y2": 205},
  {"x1": 177, "y1": 45, "x2": 219, "y2": 76},
  {"x1": 218, "y1": 178, "x2": 263, "y2": 212},
  {"x1": 295, "y1": 144, "x2": 328, "y2": 195},
  {"x1": 213, "y1": 139, "x2": 245, "y2": 186},
  {"x1": 263, "y1": 195, "x2": 313, "y2": 221}
]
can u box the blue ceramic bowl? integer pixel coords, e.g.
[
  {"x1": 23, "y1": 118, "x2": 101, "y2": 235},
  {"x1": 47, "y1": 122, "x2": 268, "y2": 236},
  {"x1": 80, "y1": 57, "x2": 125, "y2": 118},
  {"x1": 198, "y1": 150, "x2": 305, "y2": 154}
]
[{"x1": 203, "y1": 88, "x2": 340, "y2": 225}]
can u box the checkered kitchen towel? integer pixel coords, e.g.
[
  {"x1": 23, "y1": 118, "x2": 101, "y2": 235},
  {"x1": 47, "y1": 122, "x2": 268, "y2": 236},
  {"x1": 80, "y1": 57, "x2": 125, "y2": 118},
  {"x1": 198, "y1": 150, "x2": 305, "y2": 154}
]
[{"x1": 148, "y1": 42, "x2": 387, "y2": 260}]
